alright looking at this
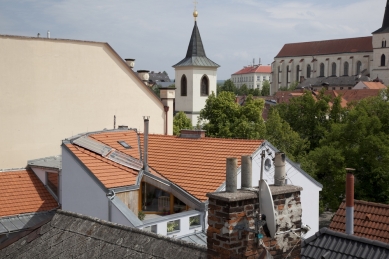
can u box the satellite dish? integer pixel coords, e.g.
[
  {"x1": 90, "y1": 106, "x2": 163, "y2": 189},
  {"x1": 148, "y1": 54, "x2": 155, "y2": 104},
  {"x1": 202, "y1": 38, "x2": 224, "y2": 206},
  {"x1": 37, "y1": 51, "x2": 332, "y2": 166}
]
[
  {"x1": 264, "y1": 158, "x2": 272, "y2": 171},
  {"x1": 260, "y1": 179, "x2": 276, "y2": 238}
]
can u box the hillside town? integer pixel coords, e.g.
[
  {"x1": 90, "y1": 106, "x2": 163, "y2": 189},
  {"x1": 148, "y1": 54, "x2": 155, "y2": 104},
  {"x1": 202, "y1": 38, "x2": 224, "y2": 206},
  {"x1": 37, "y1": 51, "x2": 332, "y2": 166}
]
[{"x1": 1, "y1": 1, "x2": 389, "y2": 258}]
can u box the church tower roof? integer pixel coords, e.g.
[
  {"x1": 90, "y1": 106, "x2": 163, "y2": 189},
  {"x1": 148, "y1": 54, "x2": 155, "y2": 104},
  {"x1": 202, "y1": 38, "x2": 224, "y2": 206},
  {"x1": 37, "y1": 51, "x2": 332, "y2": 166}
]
[
  {"x1": 373, "y1": 0, "x2": 389, "y2": 34},
  {"x1": 173, "y1": 12, "x2": 219, "y2": 68}
]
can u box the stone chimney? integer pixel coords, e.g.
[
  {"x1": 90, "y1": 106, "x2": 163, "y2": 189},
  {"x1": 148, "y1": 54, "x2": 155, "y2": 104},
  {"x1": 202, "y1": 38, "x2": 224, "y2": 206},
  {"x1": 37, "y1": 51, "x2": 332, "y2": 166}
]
[
  {"x1": 207, "y1": 158, "x2": 303, "y2": 259},
  {"x1": 179, "y1": 129, "x2": 206, "y2": 139}
]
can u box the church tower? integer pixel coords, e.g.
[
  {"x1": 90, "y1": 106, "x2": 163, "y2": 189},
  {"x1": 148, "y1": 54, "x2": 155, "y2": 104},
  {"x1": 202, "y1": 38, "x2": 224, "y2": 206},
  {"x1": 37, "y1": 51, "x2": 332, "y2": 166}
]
[
  {"x1": 173, "y1": 7, "x2": 220, "y2": 126},
  {"x1": 371, "y1": 0, "x2": 389, "y2": 85}
]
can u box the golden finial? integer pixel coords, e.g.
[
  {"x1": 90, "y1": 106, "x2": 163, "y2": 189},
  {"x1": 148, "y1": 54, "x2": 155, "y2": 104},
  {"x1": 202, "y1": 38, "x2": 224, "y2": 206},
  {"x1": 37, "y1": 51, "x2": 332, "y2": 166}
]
[{"x1": 193, "y1": 0, "x2": 198, "y2": 20}]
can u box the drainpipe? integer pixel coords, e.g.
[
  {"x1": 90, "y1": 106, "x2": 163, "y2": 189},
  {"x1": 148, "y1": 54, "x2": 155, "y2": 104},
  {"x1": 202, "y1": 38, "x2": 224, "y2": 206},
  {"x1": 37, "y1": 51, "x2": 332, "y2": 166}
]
[
  {"x1": 143, "y1": 116, "x2": 150, "y2": 173},
  {"x1": 106, "y1": 190, "x2": 115, "y2": 222},
  {"x1": 346, "y1": 168, "x2": 355, "y2": 235},
  {"x1": 164, "y1": 106, "x2": 169, "y2": 135}
]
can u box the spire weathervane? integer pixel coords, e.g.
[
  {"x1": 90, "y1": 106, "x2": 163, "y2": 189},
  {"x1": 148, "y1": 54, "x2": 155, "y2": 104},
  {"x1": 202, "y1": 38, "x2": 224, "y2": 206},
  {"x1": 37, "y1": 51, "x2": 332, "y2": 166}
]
[{"x1": 193, "y1": 0, "x2": 198, "y2": 21}]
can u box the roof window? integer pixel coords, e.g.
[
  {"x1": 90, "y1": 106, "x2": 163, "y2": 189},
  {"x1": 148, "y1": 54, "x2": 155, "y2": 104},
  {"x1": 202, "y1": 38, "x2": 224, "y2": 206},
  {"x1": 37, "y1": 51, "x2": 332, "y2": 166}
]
[{"x1": 118, "y1": 140, "x2": 132, "y2": 149}]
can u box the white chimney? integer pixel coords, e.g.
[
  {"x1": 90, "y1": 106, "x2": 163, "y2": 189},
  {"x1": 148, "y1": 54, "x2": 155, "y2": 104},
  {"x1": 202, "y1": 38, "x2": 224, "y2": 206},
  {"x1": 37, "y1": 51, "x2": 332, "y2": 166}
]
[
  {"x1": 274, "y1": 152, "x2": 286, "y2": 186},
  {"x1": 125, "y1": 58, "x2": 135, "y2": 69}
]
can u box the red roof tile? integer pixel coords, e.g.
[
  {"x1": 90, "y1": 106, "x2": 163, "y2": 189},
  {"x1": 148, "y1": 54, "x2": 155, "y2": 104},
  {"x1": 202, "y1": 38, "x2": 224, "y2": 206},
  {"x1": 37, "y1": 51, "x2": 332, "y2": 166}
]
[
  {"x1": 276, "y1": 37, "x2": 372, "y2": 58},
  {"x1": 141, "y1": 134, "x2": 263, "y2": 201},
  {"x1": 360, "y1": 82, "x2": 387, "y2": 90},
  {"x1": 232, "y1": 65, "x2": 271, "y2": 75},
  {"x1": 65, "y1": 144, "x2": 138, "y2": 188},
  {"x1": 329, "y1": 199, "x2": 389, "y2": 243},
  {"x1": 0, "y1": 170, "x2": 58, "y2": 217}
]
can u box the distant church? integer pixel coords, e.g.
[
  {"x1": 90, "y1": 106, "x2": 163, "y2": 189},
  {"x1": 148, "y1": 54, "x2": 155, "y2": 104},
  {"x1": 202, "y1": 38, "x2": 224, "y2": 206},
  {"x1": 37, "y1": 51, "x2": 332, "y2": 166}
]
[
  {"x1": 271, "y1": 0, "x2": 389, "y2": 93},
  {"x1": 173, "y1": 8, "x2": 219, "y2": 126}
]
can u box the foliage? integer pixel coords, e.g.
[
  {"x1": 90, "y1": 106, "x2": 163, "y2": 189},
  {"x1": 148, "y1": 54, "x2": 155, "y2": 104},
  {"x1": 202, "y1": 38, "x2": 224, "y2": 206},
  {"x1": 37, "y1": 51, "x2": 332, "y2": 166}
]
[
  {"x1": 167, "y1": 221, "x2": 179, "y2": 232},
  {"x1": 199, "y1": 91, "x2": 265, "y2": 139},
  {"x1": 265, "y1": 109, "x2": 309, "y2": 161},
  {"x1": 279, "y1": 81, "x2": 298, "y2": 91},
  {"x1": 152, "y1": 85, "x2": 160, "y2": 97},
  {"x1": 173, "y1": 111, "x2": 193, "y2": 135},
  {"x1": 217, "y1": 79, "x2": 236, "y2": 94},
  {"x1": 261, "y1": 80, "x2": 270, "y2": 96},
  {"x1": 138, "y1": 211, "x2": 145, "y2": 221},
  {"x1": 217, "y1": 80, "x2": 261, "y2": 96},
  {"x1": 189, "y1": 216, "x2": 200, "y2": 226}
]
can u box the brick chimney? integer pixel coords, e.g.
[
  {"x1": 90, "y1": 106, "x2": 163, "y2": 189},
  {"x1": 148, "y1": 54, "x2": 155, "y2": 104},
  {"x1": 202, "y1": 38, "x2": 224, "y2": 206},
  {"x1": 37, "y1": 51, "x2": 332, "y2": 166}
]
[
  {"x1": 207, "y1": 159, "x2": 303, "y2": 259},
  {"x1": 179, "y1": 129, "x2": 206, "y2": 139}
]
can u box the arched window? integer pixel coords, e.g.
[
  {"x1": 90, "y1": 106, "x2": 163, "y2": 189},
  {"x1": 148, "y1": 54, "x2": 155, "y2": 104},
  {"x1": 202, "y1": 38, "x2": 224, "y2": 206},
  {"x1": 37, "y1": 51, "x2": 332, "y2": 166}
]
[
  {"x1": 332, "y1": 63, "x2": 337, "y2": 76},
  {"x1": 382, "y1": 40, "x2": 387, "y2": 48},
  {"x1": 344, "y1": 62, "x2": 349, "y2": 76},
  {"x1": 181, "y1": 75, "x2": 187, "y2": 96},
  {"x1": 381, "y1": 54, "x2": 386, "y2": 66},
  {"x1": 200, "y1": 75, "x2": 209, "y2": 96},
  {"x1": 296, "y1": 65, "x2": 300, "y2": 82},
  {"x1": 286, "y1": 65, "x2": 289, "y2": 83},
  {"x1": 320, "y1": 63, "x2": 325, "y2": 77},
  {"x1": 356, "y1": 61, "x2": 362, "y2": 75},
  {"x1": 307, "y1": 65, "x2": 311, "y2": 78}
]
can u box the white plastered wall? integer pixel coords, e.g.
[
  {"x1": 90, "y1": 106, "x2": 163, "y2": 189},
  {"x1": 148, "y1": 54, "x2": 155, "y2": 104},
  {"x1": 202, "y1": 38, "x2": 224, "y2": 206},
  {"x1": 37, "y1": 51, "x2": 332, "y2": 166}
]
[
  {"x1": 371, "y1": 33, "x2": 389, "y2": 85},
  {"x1": 0, "y1": 36, "x2": 167, "y2": 169}
]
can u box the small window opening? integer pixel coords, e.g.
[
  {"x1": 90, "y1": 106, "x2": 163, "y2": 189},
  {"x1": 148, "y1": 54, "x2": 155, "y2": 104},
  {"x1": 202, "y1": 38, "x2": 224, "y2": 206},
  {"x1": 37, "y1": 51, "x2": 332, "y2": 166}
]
[{"x1": 118, "y1": 140, "x2": 132, "y2": 149}]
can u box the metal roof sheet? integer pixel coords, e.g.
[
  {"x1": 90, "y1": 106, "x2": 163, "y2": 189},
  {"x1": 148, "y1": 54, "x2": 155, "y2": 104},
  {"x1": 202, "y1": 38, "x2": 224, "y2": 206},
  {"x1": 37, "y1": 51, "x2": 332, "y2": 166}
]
[
  {"x1": 0, "y1": 211, "x2": 55, "y2": 235},
  {"x1": 178, "y1": 232, "x2": 207, "y2": 246},
  {"x1": 28, "y1": 156, "x2": 61, "y2": 170}
]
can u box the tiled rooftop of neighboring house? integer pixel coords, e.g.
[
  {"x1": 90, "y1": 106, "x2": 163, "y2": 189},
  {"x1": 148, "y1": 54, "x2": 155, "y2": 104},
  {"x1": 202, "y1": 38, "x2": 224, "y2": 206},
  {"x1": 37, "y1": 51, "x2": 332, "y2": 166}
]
[
  {"x1": 0, "y1": 169, "x2": 58, "y2": 217},
  {"x1": 65, "y1": 144, "x2": 138, "y2": 189},
  {"x1": 359, "y1": 81, "x2": 387, "y2": 89},
  {"x1": 301, "y1": 227, "x2": 389, "y2": 259},
  {"x1": 232, "y1": 65, "x2": 271, "y2": 75},
  {"x1": 329, "y1": 199, "x2": 389, "y2": 243},
  {"x1": 276, "y1": 36, "x2": 373, "y2": 58},
  {"x1": 140, "y1": 134, "x2": 263, "y2": 201},
  {"x1": 0, "y1": 210, "x2": 207, "y2": 259}
]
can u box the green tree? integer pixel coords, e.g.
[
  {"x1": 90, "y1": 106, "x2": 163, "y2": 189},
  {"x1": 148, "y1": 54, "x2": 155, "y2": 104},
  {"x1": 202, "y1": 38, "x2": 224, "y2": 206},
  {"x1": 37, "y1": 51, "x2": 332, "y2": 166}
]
[
  {"x1": 261, "y1": 81, "x2": 270, "y2": 96},
  {"x1": 199, "y1": 91, "x2": 265, "y2": 139},
  {"x1": 265, "y1": 109, "x2": 309, "y2": 161},
  {"x1": 173, "y1": 111, "x2": 193, "y2": 135},
  {"x1": 218, "y1": 79, "x2": 236, "y2": 95},
  {"x1": 237, "y1": 84, "x2": 249, "y2": 96}
]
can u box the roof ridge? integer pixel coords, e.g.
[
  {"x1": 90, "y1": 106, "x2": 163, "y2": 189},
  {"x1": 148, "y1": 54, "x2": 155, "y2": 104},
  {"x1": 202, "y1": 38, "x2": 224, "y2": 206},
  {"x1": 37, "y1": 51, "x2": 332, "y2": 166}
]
[
  {"x1": 0, "y1": 168, "x2": 28, "y2": 173},
  {"x1": 283, "y1": 36, "x2": 372, "y2": 46},
  {"x1": 353, "y1": 199, "x2": 389, "y2": 209},
  {"x1": 139, "y1": 133, "x2": 264, "y2": 142}
]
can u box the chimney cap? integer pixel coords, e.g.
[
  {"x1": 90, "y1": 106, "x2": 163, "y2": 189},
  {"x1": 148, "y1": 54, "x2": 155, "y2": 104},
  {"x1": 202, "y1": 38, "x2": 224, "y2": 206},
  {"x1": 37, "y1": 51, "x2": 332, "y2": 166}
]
[{"x1": 125, "y1": 58, "x2": 135, "y2": 61}]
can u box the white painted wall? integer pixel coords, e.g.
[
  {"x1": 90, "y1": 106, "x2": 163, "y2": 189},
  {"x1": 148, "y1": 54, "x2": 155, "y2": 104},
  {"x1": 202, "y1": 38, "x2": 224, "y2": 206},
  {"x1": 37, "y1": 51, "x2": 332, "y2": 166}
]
[
  {"x1": 61, "y1": 145, "x2": 109, "y2": 220},
  {"x1": 371, "y1": 33, "x2": 389, "y2": 85},
  {"x1": 30, "y1": 167, "x2": 48, "y2": 185},
  {"x1": 0, "y1": 35, "x2": 168, "y2": 169},
  {"x1": 175, "y1": 66, "x2": 217, "y2": 125}
]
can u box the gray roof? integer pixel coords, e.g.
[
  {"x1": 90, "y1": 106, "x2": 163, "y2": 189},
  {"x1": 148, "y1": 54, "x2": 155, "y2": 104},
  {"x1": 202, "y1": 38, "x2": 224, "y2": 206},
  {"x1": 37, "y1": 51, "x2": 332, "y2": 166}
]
[
  {"x1": 372, "y1": 0, "x2": 389, "y2": 34},
  {"x1": 301, "y1": 228, "x2": 389, "y2": 259},
  {"x1": 0, "y1": 210, "x2": 207, "y2": 259},
  {"x1": 28, "y1": 156, "x2": 62, "y2": 170},
  {"x1": 177, "y1": 232, "x2": 206, "y2": 246},
  {"x1": 173, "y1": 21, "x2": 219, "y2": 68},
  {"x1": 298, "y1": 75, "x2": 370, "y2": 88},
  {"x1": 0, "y1": 211, "x2": 56, "y2": 236}
]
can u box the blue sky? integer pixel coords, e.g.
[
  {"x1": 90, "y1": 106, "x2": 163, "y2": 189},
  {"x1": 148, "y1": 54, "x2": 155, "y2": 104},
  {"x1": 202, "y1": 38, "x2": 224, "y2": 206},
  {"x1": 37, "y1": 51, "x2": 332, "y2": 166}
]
[{"x1": 0, "y1": 0, "x2": 386, "y2": 79}]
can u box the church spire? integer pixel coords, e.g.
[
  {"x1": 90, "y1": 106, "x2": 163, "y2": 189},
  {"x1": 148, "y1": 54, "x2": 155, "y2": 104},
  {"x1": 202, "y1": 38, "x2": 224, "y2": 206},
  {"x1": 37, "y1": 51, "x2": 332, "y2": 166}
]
[
  {"x1": 373, "y1": 0, "x2": 389, "y2": 34},
  {"x1": 185, "y1": 21, "x2": 206, "y2": 58}
]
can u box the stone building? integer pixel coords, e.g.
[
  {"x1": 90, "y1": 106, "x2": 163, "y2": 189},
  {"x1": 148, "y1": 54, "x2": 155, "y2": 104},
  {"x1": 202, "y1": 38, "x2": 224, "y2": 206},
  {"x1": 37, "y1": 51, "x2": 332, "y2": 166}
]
[{"x1": 271, "y1": 0, "x2": 389, "y2": 94}]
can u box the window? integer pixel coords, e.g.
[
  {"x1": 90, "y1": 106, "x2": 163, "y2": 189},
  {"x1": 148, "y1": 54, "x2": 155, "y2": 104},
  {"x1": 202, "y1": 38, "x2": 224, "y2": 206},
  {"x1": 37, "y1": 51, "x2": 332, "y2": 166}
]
[
  {"x1": 320, "y1": 63, "x2": 325, "y2": 77},
  {"x1": 381, "y1": 54, "x2": 386, "y2": 66},
  {"x1": 141, "y1": 182, "x2": 170, "y2": 212},
  {"x1": 181, "y1": 75, "x2": 187, "y2": 96},
  {"x1": 356, "y1": 61, "x2": 362, "y2": 75},
  {"x1": 117, "y1": 140, "x2": 131, "y2": 149},
  {"x1": 46, "y1": 172, "x2": 58, "y2": 196},
  {"x1": 382, "y1": 40, "x2": 387, "y2": 48},
  {"x1": 189, "y1": 215, "x2": 201, "y2": 228},
  {"x1": 167, "y1": 219, "x2": 180, "y2": 233},
  {"x1": 143, "y1": 225, "x2": 157, "y2": 233},
  {"x1": 344, "y1": 62, "x2": 349, "y2": 76},
  {"x1": 307, "y1": 65, "x2": 311, "y2": 78},
  {"x1": 286, "y1": 65, "x2": 289, "y2": 83},
  {"x1": 296, "y1": 65, "x2": 300, "y2": 82},
  {"x1": 264, "y1": 158, "x2": 272, "y2": 171},
  {"x1": 331, "y1": 63, "x2": 337, "y2": 76},
  {"x1": 257, "y1": 76, "x2": 260, "y2": 81},
  {"x1": 200, "y1": 75, "x2": 209, "y2": 96}
]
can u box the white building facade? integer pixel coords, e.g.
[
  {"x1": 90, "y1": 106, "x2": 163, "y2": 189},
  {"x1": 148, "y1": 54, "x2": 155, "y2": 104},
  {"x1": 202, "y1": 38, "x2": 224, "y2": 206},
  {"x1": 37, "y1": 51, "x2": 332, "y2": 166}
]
[
  {"x1": 271, "y1": 0, "x2": 389, "y2": 94},
  {"x1": 231, "y1": 65, "x2": 271, "y2": 89},
  {"x1": 173, "y1": 13, "x2": 219, "y2": 126}
]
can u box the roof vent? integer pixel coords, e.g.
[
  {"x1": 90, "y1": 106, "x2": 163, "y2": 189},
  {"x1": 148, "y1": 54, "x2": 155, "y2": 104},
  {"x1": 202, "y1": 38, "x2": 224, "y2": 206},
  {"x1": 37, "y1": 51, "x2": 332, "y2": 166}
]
[
  {"x1": 125, "y1": 59, "x2": 135, "y2": 69},
  {"x1": 118, "y1": 125, "x2": 128, "y2": 130},
  {"x1": 179, "y1": 129, "x2": 206, "y2": 139}
]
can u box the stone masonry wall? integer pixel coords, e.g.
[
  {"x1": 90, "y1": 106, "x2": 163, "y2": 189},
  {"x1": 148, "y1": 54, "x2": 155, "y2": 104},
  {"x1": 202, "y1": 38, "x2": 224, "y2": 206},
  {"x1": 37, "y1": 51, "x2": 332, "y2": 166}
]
[{"x1": 207, "y1": 186, "x2": 302, "y2": 259}]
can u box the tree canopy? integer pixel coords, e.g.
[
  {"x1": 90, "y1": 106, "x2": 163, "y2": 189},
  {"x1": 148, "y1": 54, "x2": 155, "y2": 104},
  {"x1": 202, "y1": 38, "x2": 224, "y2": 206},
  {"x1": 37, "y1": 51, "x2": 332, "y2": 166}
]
[{"x1": 173, "y1": 111, "x2": 192, "y2": 135}]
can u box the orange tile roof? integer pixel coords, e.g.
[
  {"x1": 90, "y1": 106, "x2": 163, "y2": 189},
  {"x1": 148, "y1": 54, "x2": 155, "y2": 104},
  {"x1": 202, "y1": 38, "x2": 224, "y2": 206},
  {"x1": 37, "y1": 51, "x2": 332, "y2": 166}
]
[
  {"x1": 0, "y1": 170, "x2": 58, "y2": 217},
  {"x1": 89, "y1": 130, "x2": 141, "y2": 160},
  {"x1": 361, "y1": 82, "x2": 387, "y2": 90},
  {"x1": 141, "y1": 134, "x2": 263, "y2": 201},
  {"x1": 232, "y1": 65, "x2": 271, "y2": 75},
  {"x1": 65, "y1": 144, "x2": 138, "y2": 188},
  {"x1": 329, "y1": 200, "x2": 389, "y2": 243}
]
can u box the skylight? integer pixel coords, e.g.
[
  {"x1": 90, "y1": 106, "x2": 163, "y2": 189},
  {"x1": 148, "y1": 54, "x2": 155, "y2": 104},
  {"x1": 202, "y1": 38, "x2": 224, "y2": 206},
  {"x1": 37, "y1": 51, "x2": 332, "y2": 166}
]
[{"x1": 117, "y1": 140, "x2": 132, "y2": 149}]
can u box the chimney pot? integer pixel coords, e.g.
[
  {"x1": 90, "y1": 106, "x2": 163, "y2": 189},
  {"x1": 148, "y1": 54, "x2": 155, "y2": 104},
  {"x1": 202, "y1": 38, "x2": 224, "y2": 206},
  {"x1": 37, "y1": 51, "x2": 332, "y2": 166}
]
[
  {"x1": 346, "y1": 169, "x2": 355, "y2": 235},
  {"x1": 274, "y1": 152, "x2": 286, "y2": 186},
  {"x1": 226, "y1": 158, "x2": 237, "y2": 193},
  {"x1": 125, "y1": 58, "x2": 135, "y2": 69},
  {"x1": 241, "y1": 155, "x2": 252, "y2": 189}
]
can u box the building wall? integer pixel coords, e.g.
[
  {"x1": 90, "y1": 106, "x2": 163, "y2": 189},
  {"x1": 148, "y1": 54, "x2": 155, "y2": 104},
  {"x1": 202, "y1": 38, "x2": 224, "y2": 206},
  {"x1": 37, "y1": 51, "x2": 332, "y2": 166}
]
[
  {"x1": 271, "y1": 52, "x2": 372, "y2": 93},
  {"x1": 371, "y1": 33, "x2": 389, "y2": 85},
  {"x1": 61, "y1": 145, "x2": 109, "y2": 221},
  {"x1": 231, "y1": 71, "x2": 271, "y2": 89},
  {"x1": 0, "y1": 35, "x2": 167, "y2": 169},
  {"x1": 174, "y1": 66, "x2": 217, "y2": 125},
  {"x1": 116, "y1": 190, "x2": 139, "y2": 215}
]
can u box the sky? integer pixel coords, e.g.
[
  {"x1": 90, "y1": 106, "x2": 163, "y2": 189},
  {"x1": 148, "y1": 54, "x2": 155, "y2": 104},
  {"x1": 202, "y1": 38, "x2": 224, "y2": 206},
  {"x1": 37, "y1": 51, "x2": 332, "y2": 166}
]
[{"x1": 0, "y1": 0, "x2": 386, "y2": 80}]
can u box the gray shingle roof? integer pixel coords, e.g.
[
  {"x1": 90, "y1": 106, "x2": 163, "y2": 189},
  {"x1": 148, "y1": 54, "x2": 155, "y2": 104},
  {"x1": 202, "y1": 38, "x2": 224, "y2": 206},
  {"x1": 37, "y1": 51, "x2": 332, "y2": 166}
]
[
  {"x1": 299, "y1": 76, "x2": 370, "y2": 88},
  {"x1": 301, "y1": 228, "x2": 389, "y2": 259},
  {"x1": 173, "y1": 22, "x2": 219, "y2": 68},
  {"x1": 0, "y1": 210, "x2": 207, "y2": 259},
  {"x1": 372, "y1": 0, "x2": 389, "y2": 34}
]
